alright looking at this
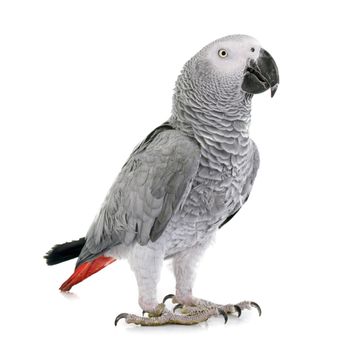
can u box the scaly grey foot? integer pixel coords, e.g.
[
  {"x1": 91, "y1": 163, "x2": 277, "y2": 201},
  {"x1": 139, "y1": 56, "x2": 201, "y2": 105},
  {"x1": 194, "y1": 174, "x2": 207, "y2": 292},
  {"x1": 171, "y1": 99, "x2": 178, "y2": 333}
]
[
  {"x1": 115, "y1": 307, "x2": 227, "y2": 326},
  {"x1": 114, "y1": 296, "x2": 260, "y2": 326},
  {"x1": 163, "y1": 294, "x2": 262, "y2": 318}
]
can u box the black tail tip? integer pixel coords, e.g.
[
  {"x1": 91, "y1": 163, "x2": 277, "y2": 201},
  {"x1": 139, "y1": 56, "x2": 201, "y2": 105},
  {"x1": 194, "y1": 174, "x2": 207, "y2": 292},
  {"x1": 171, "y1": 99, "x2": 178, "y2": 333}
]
[{"x1": 44, "y1": 237, "x2": 86, "y2": 265}]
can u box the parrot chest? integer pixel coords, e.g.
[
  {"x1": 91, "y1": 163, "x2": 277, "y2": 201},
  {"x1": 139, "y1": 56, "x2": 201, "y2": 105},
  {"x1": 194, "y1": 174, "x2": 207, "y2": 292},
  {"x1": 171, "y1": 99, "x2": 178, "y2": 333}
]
[
  {"x1": 161, "y1": 140, "x2": 257, "y2": 257},
  {"x1": 183, "y1": 138, "x2": 255, "y2": 218},
  {"x1": 182, "y1": 166, "x2": 249, "y2": 220}
]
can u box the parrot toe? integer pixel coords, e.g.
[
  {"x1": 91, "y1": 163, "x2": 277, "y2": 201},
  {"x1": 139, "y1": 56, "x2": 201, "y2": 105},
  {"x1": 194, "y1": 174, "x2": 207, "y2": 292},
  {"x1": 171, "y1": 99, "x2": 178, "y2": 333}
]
[
  {"x1": 218, "y1": 309, "x2": 228, "y2": 324},
  {"x1": 169, "y1": 298, "x2": 259, "y2": 320},
  {"x1": 162, "y1": 293, "x2": 175, "y2": 304},
  {"x1": 144, "y1": 303, "x2": 166, "y2": 317},
  {"x1": 173, "y1": 303, "x2": 183, "y2": 312},
  {"x1": 114, "y1": 313, "x2": 128, "y2": 326},
  {"x1": 146, "y1": 303, "x2": 165, "y2": 317},
  {"x1": 234, "y1": 305, "x2": 242, "y2": 318},
  {"x1": 248, "y1": 301, "x2": 262, "y2": 316},
  {"x1": 227, "y1": 300, "x2": 261, "y2": 316}
]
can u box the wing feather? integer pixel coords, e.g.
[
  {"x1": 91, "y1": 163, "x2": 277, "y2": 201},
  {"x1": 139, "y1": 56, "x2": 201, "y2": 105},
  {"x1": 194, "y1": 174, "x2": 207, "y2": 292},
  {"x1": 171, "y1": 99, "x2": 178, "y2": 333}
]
[{"x1": 77, "y1": 128, "x2": 200, "y2": 265}]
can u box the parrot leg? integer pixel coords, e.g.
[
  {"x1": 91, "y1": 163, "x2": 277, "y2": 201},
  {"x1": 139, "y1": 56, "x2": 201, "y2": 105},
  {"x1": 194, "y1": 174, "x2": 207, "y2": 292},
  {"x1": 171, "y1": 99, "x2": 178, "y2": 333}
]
[
  {"x1": 116, "y1": 245, "x2": 260, "y2": 326},
  {"x1": 129, "y1": 244, "x2": 165, "y2": 314},
  {"x1": 115, "y1": 243, "x2": 231, "y2": 326},
  {"x1": 166, "y1": 244, "x2": 261, "y2": 320}
]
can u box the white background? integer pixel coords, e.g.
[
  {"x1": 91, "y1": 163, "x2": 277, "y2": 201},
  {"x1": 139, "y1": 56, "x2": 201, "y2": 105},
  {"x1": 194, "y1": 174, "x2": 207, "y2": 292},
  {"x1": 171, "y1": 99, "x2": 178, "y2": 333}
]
[{"x1": 1, "y1": 0, "x2": 349, "y2": 349}]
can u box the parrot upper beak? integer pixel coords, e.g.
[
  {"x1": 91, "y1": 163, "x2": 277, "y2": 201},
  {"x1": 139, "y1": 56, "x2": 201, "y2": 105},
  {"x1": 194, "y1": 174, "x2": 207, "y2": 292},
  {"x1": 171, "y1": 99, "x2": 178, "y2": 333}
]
[{"x1": 241, "y1": 48, "x2": 279, "y2": 97}]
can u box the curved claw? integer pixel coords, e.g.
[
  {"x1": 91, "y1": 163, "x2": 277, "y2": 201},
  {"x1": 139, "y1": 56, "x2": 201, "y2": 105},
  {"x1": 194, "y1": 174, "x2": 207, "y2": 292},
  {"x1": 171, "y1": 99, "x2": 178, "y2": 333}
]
[
  {"x1": 173, "y1": 303, "x2": 183, "y2": 312},
  {"x1": 250, "y1": 302, "x2": 262, "y2": 316},
  {"x1": 234, "y1": 305, "x2": 242, "y2": 318},
  {"x1": 218, "y1": 309, "x2": 228, "y2": 324},
  {"x1": 142, "y1": 310, "x2": 147, "y2": 316},
  {"x1": 114, "y1": 313, "x2": 128, "y2": 326},
  {"x1": 162, "y1": 294, "x2": 175, "y2": 304}
]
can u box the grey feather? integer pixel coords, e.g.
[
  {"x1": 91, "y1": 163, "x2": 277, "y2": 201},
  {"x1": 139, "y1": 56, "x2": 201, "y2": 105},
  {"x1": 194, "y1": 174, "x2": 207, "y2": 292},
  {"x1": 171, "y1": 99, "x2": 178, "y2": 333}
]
[
  {"x1": 219, "y1": 140, "x2": 259, "y2": 228},
  {"x1": 77, "y1": 129, "x2": 200, "y2": 266}
]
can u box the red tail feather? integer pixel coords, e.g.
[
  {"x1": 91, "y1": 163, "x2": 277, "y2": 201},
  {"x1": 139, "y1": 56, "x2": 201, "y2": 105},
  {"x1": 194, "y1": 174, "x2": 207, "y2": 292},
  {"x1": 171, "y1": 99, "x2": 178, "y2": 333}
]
[{"x1": 59, "y1": 256, "x2": 116, "y2": 292}]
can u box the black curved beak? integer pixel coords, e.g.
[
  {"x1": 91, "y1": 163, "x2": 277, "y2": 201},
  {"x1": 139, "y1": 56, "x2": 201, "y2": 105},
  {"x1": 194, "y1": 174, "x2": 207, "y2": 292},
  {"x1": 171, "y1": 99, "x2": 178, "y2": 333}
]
[{"x1": 241, "y1": 48, "x2": 279, "y2": 97}]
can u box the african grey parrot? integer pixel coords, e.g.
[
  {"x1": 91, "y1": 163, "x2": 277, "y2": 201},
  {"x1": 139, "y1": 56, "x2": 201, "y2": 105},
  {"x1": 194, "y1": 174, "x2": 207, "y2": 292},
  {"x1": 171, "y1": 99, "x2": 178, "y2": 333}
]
[{"x1": 45, "y1": 34, "x2": 279, "y2": 326}]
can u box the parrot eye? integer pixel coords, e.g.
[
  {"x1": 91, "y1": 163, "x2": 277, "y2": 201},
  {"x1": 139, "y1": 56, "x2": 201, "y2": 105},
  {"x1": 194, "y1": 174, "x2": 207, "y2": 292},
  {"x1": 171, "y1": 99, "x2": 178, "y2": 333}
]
[
  {"x1": 218, "y1": 49, "x2": 228, "y2": 58},
  {"x1": 251, "y1": 47, "x2": 255, "y2": 52}
]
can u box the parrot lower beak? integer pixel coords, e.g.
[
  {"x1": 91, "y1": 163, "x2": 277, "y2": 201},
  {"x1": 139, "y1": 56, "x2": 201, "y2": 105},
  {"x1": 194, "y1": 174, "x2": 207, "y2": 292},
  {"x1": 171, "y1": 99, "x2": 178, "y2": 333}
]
[{"x1": 241, "y1": 48, "x2": 279, "y2": 97}]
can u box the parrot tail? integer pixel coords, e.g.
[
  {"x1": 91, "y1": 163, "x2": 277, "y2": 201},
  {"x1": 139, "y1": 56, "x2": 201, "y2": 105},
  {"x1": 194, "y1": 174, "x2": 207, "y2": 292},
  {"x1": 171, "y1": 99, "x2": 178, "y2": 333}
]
[
  {"x1": 59, "y1": 256, "x2": 116, "y2": 292},
  {"x1": 44, "y1": 238, "x2": 86, "y2": 265}
]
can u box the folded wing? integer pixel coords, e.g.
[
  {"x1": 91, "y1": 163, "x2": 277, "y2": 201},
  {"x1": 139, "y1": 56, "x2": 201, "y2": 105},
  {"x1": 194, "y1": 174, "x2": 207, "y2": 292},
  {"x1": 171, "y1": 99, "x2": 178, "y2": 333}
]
[{"x1": 77, "y1": 127, "x2": 201, "y2": 266}]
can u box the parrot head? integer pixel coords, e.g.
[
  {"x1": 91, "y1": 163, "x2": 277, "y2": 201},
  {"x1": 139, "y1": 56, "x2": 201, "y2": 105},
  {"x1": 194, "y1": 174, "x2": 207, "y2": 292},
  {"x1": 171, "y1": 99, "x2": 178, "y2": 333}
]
[{"x1": 186, "y1": 34, "x2": 279, "y2": 99}]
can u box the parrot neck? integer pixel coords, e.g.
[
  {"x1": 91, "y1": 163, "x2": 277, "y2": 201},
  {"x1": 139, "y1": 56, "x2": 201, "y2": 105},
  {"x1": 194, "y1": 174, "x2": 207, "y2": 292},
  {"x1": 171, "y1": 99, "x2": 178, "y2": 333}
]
[
  {"x1": 170, "y1": 86, "x2": 253, "y2": 156},
  {"x1": 169, "y1": 71, "x2": 254, "y2": 178},
  {"x1": 170, "y1": 94, "x2": 252, "y2": 136},
  {"x1": 170, "y1": 68, "x2": 253, "y2": 142}
]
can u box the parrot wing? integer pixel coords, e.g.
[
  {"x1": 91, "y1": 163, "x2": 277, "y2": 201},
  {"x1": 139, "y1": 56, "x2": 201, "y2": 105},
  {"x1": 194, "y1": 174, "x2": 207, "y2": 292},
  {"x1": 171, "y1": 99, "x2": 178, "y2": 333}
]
[{"x1": 77, "y1": 126, "x2": 201, "y2": 266}]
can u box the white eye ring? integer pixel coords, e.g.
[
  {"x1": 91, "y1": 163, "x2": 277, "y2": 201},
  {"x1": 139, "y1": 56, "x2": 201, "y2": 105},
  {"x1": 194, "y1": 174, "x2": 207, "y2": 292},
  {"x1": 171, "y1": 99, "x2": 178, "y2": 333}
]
[{"x1": 218, "y1": 49, "x2": 228, "y2": 58}]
